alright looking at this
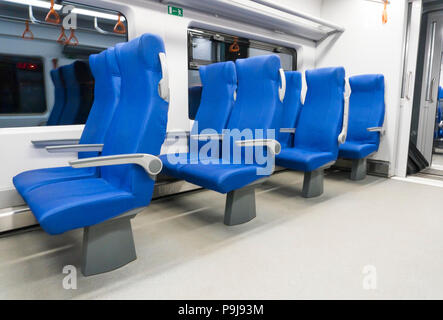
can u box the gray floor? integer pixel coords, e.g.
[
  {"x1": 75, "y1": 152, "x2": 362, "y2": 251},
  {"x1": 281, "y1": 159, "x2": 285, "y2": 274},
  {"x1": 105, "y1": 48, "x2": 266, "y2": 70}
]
[{"x1": 1, "y1": 170, "x2": 443, "y2": 299}]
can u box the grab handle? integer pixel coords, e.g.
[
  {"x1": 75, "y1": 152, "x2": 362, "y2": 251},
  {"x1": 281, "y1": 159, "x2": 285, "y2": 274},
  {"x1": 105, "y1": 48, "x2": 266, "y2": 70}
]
[
  {"x1": 45, "y1": 0, "x2": 60, "y2": 24},
  {"x1": 21, "y1": 20, "x2": 34, "y2": 40},
  {"x1": 113, "y1": 13, "x2": 126, "y2": 34}
]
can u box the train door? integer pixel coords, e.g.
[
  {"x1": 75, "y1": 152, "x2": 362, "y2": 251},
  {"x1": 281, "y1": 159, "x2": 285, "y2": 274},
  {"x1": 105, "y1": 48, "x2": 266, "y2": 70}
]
[{"x1": 416, "y1": 11, "x2": 443, "y2": 165}]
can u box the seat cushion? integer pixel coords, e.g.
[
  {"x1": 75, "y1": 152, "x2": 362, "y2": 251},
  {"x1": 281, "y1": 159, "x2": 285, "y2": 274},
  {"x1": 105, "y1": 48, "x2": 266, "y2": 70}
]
[
  {"x1": 338, "y1": 142, "x2": 378, "y2": 159},
  {"x1": 160, "y1": 152, "x2": 220, "y2": 178},
  {"x1": 13, "y1": 166, "x2": 96, "y2": 196},
  {"x1": 276, "y1": 148, "x2": 336, "y2": 172},
  {"x1": 178, "y1": 161, "x2": 265, "y2": 194},
  {"x1": 24, "y1": 178, "x2": 140, "y2": 235}
]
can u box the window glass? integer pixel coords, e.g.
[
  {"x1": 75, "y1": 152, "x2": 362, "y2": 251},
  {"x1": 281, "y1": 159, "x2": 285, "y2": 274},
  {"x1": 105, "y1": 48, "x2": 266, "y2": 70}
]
[
  {"x1": 0, "y1": 1, "x2": 128, "y2": 128},
  {"x1": 187, "y1": 28, "x2": 297, "y2": 119}
]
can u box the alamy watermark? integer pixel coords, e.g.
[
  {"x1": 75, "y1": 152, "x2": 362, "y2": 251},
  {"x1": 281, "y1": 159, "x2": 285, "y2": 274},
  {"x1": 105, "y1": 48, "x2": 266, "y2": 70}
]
[{"x1": 166, "y1": 121, "x2": 278, "y2": 176}]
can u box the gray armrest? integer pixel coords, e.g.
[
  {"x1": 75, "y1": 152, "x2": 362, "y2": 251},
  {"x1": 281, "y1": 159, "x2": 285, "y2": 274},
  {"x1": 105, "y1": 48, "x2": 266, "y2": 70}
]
[
  {"x1": 46, "y1": 144, "x2": 104, "y2": 153},
  {"x1": 190, "y1": 133, "x2": 224, "y2": 141},
  {"x1": 279, "y1": 128, "x2": 296, "y2": 134},
  {"x1": 166, "y1": 131, "x2": 190, "y2": 139},
  {"x1": 367, "y1": 127, "x2": 386, "y2": 136},
  {"x1": 70, "y1": 153, "x2": 162, "y2": 176},
  {"x1": 235, "y1": 139, "x2": 281, "y2": 155},
  {"x1": 32, "y1": 139, "x2": 80, "y2": 148}
]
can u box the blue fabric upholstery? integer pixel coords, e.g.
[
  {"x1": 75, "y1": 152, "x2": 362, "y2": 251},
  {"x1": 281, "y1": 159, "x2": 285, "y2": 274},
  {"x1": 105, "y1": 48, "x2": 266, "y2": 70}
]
[
  {"x1": 13, "y1": 48, "x2": 121, "y2": 196},
  {"x1": 177, "y1": 55, "x2": 283, "y2": 193},
  {"x1": 338, "y1": 74, "x2": 385, "y2": 159},
  {"x1": 17, "y1": 33, "x2": 169, "y2": 234},
  {"x1": 276, "y1": 67, "x2": 345, "y2": 172},
  {"x1": 46, "y1": 69, "x2": 66, "y2": 126},
  {"x1": 278, "y1": 71, "x2": 302, "y2": 148},
  {"x1": 162, "y1": 61, "x2": 237, "y2": 177},
  {"x1": 58, "y1": 61, "x2": 94, "y2": 125},
  {"x1": 188, "y1": 85, "x2": 202, "y2": 120}
]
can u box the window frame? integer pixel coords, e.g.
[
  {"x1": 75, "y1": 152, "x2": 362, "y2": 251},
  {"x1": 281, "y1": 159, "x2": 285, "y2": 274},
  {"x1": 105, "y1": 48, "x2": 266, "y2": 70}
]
[{"x1": 188, "y1": 27, "x2": 298, "y2": 71}]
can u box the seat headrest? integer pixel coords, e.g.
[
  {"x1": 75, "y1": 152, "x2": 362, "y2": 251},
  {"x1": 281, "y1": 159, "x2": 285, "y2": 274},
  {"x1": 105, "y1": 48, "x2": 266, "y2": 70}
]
[
  {"x1": 200, "y1": 61, "x2": 236, "y2": 85},
  {"x1": 60, "y1": 63, "x2": 76, "y2": 87},
  {"x1": 284, "y1": 71, "x2": 302, "y2": 91},
  {"x1": 349, "y1": 74, "x2": 384, "y2": 92},
  {"x1": 235, "y1": 54, "x2": 281, "y2": 81},
  {"x1": 73, "y1": 60, "x2": 93, "y2": 84},
  {"x1": 305, "y1": 67, "x2": 345, "y2": 89},
  {"x1": 89, "y1": 50, "x2": 107, "y2": 81},
  {"x1": 115, "y1": 33, "x2": 165, "y2": 74},
  {"x1": 50, "y1": 69, "x2": 64, "y2": 88},
  {"x1": 105, "y1": 47, "x2": 120, "y2": 77}
]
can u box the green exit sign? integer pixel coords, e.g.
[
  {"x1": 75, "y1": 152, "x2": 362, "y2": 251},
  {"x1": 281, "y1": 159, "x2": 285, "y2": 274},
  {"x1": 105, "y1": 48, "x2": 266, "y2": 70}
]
[{"x1": 168, "y1": 5, "x2": 183, "y2": 17}]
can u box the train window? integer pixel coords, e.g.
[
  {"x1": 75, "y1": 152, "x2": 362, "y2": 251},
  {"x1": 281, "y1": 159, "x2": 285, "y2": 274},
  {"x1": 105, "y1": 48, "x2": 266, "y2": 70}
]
[
  {"x1": 0, "y1": 55, "x2": 46, "y2": 114},
  {"x1": 187, "y1": 28, "x2": 297, "y2": 119},
  {"x1": 0, "y1": 1, "x2": 127, "y2": 128}
]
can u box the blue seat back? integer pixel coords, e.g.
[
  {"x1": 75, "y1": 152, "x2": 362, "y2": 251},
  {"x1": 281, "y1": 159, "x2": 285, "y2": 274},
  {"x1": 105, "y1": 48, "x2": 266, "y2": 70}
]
[
  {"x1": 347, "y1": 74, "x2": 385, "y2": 145},
  {"x1": 188, "y1": 86, "x2": 202, "y2": 120},
  {"x1": 58, "y1": 61, "x2": 94, "y2": 125},
  {"x1": 100, "y1": 34, "x2": 169, "y2": 204},
  {"x1": 293, "y1": 67, "x2": 345, "y2": 155},
  {"x1": 278, "y1": 71, "x2": 302, "y2": 148},
  {"x1": 224, "y1": 55, "x2": 282, "y2": 163},
  {"x1": 77, "y1": 47, "x2": 121, "y2": 158},
  {"x1": 192, "y1": 61, "x2": 237, "y2": 134},
  {"x1": 47, "y1": 69, "x2": 66, "y2": 125}
]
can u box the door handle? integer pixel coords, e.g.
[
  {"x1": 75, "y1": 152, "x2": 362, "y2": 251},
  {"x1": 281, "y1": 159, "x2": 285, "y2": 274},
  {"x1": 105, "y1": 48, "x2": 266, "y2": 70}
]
[
  {"x1": 430, "y1": 78, "x2": 435, "y2": 103},
  {"x1": 406, "y1": 71, "x2": 413, "y2": 100},
  {"x1": 427, "y1": 77, "x2": 435, "y2": 102}
]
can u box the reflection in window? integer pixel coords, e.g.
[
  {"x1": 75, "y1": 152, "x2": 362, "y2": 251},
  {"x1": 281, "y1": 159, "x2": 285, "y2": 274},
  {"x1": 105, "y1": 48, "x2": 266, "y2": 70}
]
[
  {"x1": 0, "y1": 1, "x2": 128, "y2": 128},
  {"x1": 187, "y1": 28, "x2": 297, "y2": 120}
]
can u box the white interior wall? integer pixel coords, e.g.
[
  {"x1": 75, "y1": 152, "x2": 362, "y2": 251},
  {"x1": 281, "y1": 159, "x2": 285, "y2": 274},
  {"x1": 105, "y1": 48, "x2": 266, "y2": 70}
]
[
  {"x1": 317, "y1": 0, "x2": 408, "y2": 176},
  {"x1": 0, "y1": 0, "x2": 322, "y2": 192}
]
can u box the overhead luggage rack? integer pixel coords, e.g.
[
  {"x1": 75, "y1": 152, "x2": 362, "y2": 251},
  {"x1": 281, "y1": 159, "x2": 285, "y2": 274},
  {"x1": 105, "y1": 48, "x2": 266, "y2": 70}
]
[{"x1": 160, "y1": 0, "x2": 344, "y2": 44}]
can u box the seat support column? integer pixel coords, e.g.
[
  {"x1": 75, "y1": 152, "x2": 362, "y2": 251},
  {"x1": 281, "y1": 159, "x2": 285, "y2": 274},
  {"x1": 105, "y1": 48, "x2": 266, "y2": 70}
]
[
  {"x1": 82, "y1": 209, "x2": 141, "y2": 276},
  {"x1": 350, "y1": 158, "x2": 367, "y2": 181},
  {"x1": 302, "y1": 169, "x2": 324, "y2": 198},
  {"x1": 224, "y1": 185, "x2": 256, "y2": 226}
]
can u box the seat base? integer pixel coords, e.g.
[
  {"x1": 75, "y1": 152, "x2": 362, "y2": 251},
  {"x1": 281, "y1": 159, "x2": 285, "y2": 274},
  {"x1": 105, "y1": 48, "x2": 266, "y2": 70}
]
[
  {"x1": 302, "y1": 169, "x2": 324, "y2": 198},
  {"x1": 81, "y1": 209, "x2": 141, "y2": 276},
  {"x1": 224, "y1": 184, "x2": 257, "y2": 226},
  {"x1": 350, "y1": 158, "x2": 367, "y2": 181}
]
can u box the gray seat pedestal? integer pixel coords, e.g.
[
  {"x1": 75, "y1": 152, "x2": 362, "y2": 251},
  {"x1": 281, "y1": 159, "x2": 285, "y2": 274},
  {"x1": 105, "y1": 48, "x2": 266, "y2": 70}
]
[
  {"x1": 224, "y1": 184, "x2": 257, "y2": 226},
  {"x1": 82, "y1": 208, "x2": 143, "y2": 277},
  {"x1": 350, "y1": 158, "x2": 367, "y2": 181},
  {"x1": 302, "y1": 169, "x2": 324, "y2": 198}
]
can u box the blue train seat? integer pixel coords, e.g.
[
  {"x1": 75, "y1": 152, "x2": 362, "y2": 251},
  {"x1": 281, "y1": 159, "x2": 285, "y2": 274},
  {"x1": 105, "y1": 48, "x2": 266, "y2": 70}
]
[
  {"x1": 14, "y1": 47, "x2": 122, "y2": 196},
  {"x1": 168, "y1": 55, "x2": 284, "y2": 225},
  {"x1": 46, "y1": 68, "x2": 66, "y2": 126},
  {"x1": 160, "y1": 61, "x2": 237, "y2": 177},
  {"x1": 13, "y1": 33, "x2": 170, "y2": 276},
  {"x1": 58, "y1": 61, "x2": 94, "y2": 125},
  {"x1": 188, "y1": 85, "x2": 203, "y2": 120},
  {"x1": 276, "y1": 67, "x2": 345, "y2": 197},
  {"x1": 277, "y1": 71, "x2": 303, "y2": 148},
  {"x1": 436, "y1": 86, "x2": 443, "y2": 140},
  {"x1": 338, "y1": 74, "x2": 385, "y2": 180}
]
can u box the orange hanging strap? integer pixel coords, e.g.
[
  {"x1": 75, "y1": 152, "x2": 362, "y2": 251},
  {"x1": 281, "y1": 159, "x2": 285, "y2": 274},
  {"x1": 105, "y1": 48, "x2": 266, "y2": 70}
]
[
  {"x1": 57, "y1": 26, "x2": 67, "y2": 44},
  {"x1": 382, "y1": 0, "x2": 388, "y2": 24},
  {"x1": 229, "y1": 37, "x2": 240, "y2": 53},
  {"x1": 22, "y1": 20, "x2": 34, "y2": 40},
  {"x1": 65, "y1": 28, "x2": 79, "y2": 46},
  {"x1": 113, "y1": 13, "x2": 126, "y2": 34},
  {"x1": 45, "y1": 0, "x2": 60, "y2": 24}
]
